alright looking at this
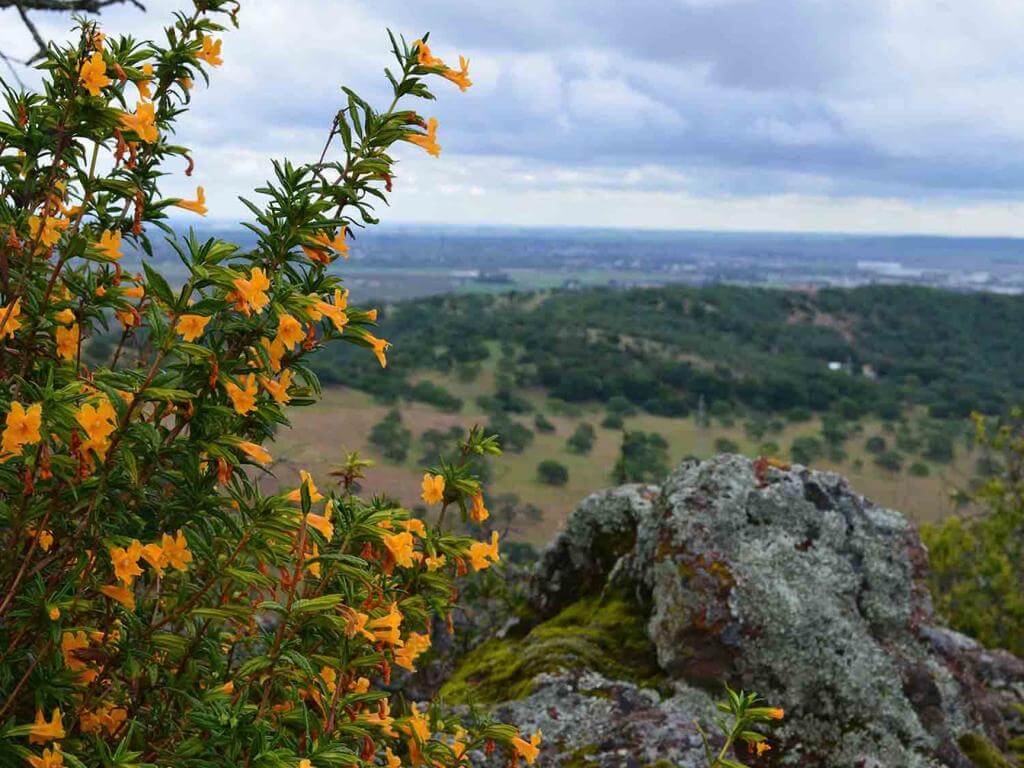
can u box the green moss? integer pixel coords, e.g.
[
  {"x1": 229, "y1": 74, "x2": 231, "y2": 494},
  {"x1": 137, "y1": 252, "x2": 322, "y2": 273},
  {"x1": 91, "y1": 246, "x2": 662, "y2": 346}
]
[
  {"x1": 440, "y1": 590, "x2": 661, "y2": 705},
  {"x1": 562, "y1": 745, "x2": 599, "y2": 768},
  {"x1": 958, "y1": 733, "x2": 1014, "y2": 768}
]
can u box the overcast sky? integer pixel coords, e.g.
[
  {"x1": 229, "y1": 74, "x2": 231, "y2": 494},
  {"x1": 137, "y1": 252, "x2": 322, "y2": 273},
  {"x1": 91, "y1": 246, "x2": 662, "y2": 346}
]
[{"x1": 5, "y1": 0, "x2": 1024, "y2": 235}]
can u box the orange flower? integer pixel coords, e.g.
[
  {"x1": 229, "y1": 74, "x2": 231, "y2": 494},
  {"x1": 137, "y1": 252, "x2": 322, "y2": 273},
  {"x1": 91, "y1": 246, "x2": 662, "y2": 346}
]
[
  {"x1": 767, "y1": 707, "x2": 785, "y2": 720},
  {"x1": 238, "y1": 440, "x2": 272, "y2": 465},
  {"x1": 394, "y1": 631, "x2": 431, "y2": 672},
  {"x1": 161, "y1": 529, "x2": 192, "y2": 572},
  {"x1": 28, "y1": 215, "x2": 69, "y2": 249},
  {"x1": 415, "y1": 39, "x2": 446, "y2": 69},
  {"x1": 275, "y1": 313, "x2": 304, "y2": 350},
  {"x1": 260, "y1": 369, "x2": 293, "y2": 404},
  {"x1": 383, "y1": 531, "x2": 415, "y2": 568},
  {"x1": 27, "y1": 747, "x2": 63, "y2": 768},
  {"x1": 140, "y1": 542, "x2": 168, "y2": 577},
  {"x1": 175, "y1": 186, "x2": 207, "y2": 216},
  {"x1": 94, "y1": 229, "x2": 123, "y2": 260},
  {"x1": 368, "y1": 602, "x2": 403, "y2": 645},
  {"x1": 118, "y1": 101, "x2": 158, "y2": 143},
  {"x1": 311, "y1": 288, "x2": 348, "y2": 332},
  {"x1": 197, "y1": 35, "x2": 223, "y2": 66},
  {"x1": 405, "y1": 117, "x2": 440, "y2": 157},
  {"x1": 305, "y1": 499, "x2": 334, "y2": 540},
  {"x1": 443, "y1": 56, "x2": 472, "y2": 91},
  {"x1": 385, "y1": 747, "x2": 401, "y2": 768},
  {"x1": 286, "y1": 469, "x2": 324, "y2": 503},
  {"x1": 511, "y1": 730, "x2": 542, "y2": 765},
  {"x1": 54, "y1": 308, "x2": 75, "y2": 325},
  {"x1": 0, "y1": 298, "x2": 22, "y2": 339},
  {"x1": 28, "y1": 708, "x2": 65, "y2": 745},
  {"x1": 468, "y1": 531, "x2": 500, "y2": 571},
  {"x1": 756, "y1": 742, "x2": 772, "y2": 756},
  {"x1": 303, "y1": 228, "x2": 349, "y2": 263},
  {"x1": 232, "y1": 267, "x2": 270, "y2": 315},
  {"x1": 364, "y1": 333, "x2": 390, "y2": 367},
  {"x1": 79, "y1": 51, "x2": 111, "y2": 97},
  {"x1": 420, "y1": 473, "x2": 445, "y2": 505},
  {"x1": 177, "y1": 313, "x2": 210, "y2": 342},
  {"x1": 470, "y1": 492, "x2": 489, "y2": 523},
  {"x1": 31, "y1": 528, "x2": 54, "y2": 551},
  {"x1": 403, "y1": 702, "x2": 431, "y2": 742},
  {"x1": 137, "y1": 62, "x2": 154, "y2": 100},
  {"x1": 2, "y1": 401, "x2": 42, "y2": 454},
  {"x1": 55, "y1": 324, "x2": 79, "y2": 361},
  {"x1": 109, "y1": 540, "x2": 143, "y2": 585},
  {"x1": 224, "y1": 374, "x2": 258, "y2": 415},
  {"x1": 424, "y1": 554, "x2": 446, "y2": 571},
  {"x1": 76, "y1": 398, "x2": 117, "y2": 445}
]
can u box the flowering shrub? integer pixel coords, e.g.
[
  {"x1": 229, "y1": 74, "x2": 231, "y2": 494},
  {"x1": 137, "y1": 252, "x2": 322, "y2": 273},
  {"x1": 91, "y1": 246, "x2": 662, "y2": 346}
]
[
  {"x1": 697, "y1": 687, "x2": 783, "y2": 767},
  {"x1": 0, "y1": 4, "x2": 540, "y2": 766}
]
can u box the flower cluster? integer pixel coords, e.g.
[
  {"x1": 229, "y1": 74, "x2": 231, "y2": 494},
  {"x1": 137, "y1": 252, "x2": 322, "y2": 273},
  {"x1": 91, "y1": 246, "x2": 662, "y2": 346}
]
[{"x1": 0, "y1": 6, "x2": 536, "y2": 767}]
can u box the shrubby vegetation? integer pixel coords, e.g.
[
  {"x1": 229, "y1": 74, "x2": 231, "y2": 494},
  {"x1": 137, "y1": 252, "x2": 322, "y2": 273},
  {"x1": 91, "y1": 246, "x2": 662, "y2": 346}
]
[
  {"x1": 0, "y1": 6, "x2": 546, "y2": 767},
  {"x1": 310, "y1": 284, "x2": 1024, "y2": 423},
  {"x1": 924, "y1": 412, "x2": 1024, "y2": 656}
]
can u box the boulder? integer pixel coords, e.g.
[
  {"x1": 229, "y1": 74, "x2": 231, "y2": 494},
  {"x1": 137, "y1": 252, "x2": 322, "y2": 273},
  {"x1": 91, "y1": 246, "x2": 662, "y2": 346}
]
[{"x1": 453, "y1": 455, "x2": 1024, "y2": 767}]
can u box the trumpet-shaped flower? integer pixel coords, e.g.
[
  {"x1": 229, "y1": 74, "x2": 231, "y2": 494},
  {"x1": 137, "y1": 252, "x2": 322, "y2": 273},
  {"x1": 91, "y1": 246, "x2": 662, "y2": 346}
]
[
  {"x1": 420, "y1": 473, "x2": 445, "y2": 505},
  {"x1": 29, "y1": 708, "x2": 65, "y2": 745},
  {"x1": 177, "y1": 314, "x2": 210, "y2": 341},
  {"x1": 384, "y1": 531, "x2": 415, "y2": 568},
  {"x1": 2, "y1": 401, "x2": 42, "y2": 454},
  {"x1": 511, "y1": 730, "x2": 542, "y2": 764},
  {"x1": 468, "y1": 530, "x2": 501, "y2": 571},
  {"x1": 197, "y1": 35, "x2": 223, "y2": 66},
  {"x1": 175, "y1": 186, "x2": 207, "y2": 216},
  {"x1": 118, "y1": 101, "x2": 158, "y2": 143},
  {"x1": 0, "y1": 299, "x2": 21, "y2": 339},
  {"x1": 109, "y1": 540, "x2": 143, "y2": 585},
  {"x1": 79, "y1": 52, "x2": 111, "y2": 97},
  {"x1": 405, "y1": 117, "x2": 440, "y2": 157},
  {"x1": 94, "y1": 229, "x2": 123, "y2": 260},
  {"x1": 224, "y1": 374, "x2": 258, "y2": 415},
  {"x1": 232, "y1": 267, "x2": 270, "y2": 315}
]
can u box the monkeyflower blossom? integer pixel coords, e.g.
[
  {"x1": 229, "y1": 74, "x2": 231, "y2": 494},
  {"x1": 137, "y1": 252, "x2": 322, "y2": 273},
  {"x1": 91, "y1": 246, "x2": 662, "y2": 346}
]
[
  {"x1": 231, "y1": 266, "x2": 270, "y2": 315},
  {"x1": 79, "y1": 51, "x2": 111, "y2": 97},
  {"x1": 27, "y1": 747, "x2": 63, "y2": 768},
  {"x1": 197, "y1": 35, "x2": 223, "y2": 66},
  {"x1": 364, "y1": 332, "x2": 390, "y2": 367},
  {"x1": 305, "y1": 499, "x2": 334, "y2": 540},
  {"x1": 368, "y1": 603, "x2": 403, "y2": 645},
  {"x1": 109, "y1": 541, "x2": 143, "y2": 584},
  {"x1": 177, "y1": 313, "x2": 211, "y2": 342},
  {"x1": 29, "y1": 708, "x2": 65, "y2": 744},
  {"x1": 511, "y1": 730, "x2": 543, "y2": 765},
  {"x1": 394, "y1": 631, "x2": 431, "y2": 672},
  {"x1": 468, "y1": 531, "x2": 501, "y2": 571},
  {"x1": 275, "y1": 313, "x2": 305, "y2": 350},
  {"x1": 287, "y1": 469, "x2": 324, "y2": 503},
  {"x1": 95, "y1": 229, "x2": 123, "y2": 260},
  {"x1": 238, "y1": 440, "x2": 272, "y2": 465},
  {"x1": 76, "y1": 399, "x2": 117, "y2": 445},
  {"x1": 470, "y1": 492, "x2": 489, "y2": 523},
  {"x1": 311, "y1": 288, "x2": 348, "y2": 332},
  {"x1": 137, "y1": 62, "x2": 154, "y2": 100},
  {"x1": 55, "y1": 324, "x2": 79, "y2": 361},
  {"x1": 0, "y1": 298, "x2": 22, "y2": 338},
  {"x1": 118, "y1": 101, "x2": 158, "y2": 143},
  {"x1": 99, "y1": 584, "x2": 135, "y2": 610},
  {"x1": 161, "y1": 529, "x2": 193, "y2": 572},
  {"x1": 175, "y1": 186, "x2": 207, "y2": 216},
  {"x1": 405, "y1": 117, "x2": 441, "y2": 157},
  {"x1": 443, "y1": 56, "x2": 472, "y2": 91},
  {"x1": 2, "y1": 401, "x2": 42, "y2": 454},
  {"x1": 384, "y1": 531, "x2": 415, "y2": 568},
  {"x1": 420, "y1": 473, "x2": 445, "y2": 505},
  {"x1": 224, "y1": 374, "x2": 258, "y2": 415},
  {"x1": 29, "y1": 215, "x2": 69, "y2": 249},
  {"x1": 261, "y1": 369, "x2": 293, "y2": 404}
]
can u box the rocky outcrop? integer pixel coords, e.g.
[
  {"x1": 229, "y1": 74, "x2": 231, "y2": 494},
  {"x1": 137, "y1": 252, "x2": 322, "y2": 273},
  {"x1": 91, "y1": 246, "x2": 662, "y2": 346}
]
[{"x1": 450, "y1": 455, "x2": 1024, "y2": 767}]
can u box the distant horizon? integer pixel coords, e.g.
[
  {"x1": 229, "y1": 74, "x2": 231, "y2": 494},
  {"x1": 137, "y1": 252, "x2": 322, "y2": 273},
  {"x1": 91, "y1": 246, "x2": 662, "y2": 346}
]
[{"x1": 170, "y1": 218, "x2": 1024, "y2": 245}]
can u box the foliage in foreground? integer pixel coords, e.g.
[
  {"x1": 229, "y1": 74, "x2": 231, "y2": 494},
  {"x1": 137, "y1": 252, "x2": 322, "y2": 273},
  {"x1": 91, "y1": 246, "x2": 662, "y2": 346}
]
[
  {"x1": 923, "y1": 412, "x2": 1024, "y2": 656},
  {"x1": 0, "y1": 4, "x2": 544, "y2": 766}
]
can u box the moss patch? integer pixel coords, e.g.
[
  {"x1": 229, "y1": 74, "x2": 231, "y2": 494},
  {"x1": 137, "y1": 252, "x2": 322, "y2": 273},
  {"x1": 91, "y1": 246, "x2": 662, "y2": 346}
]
[
  {"x1": 440, "y1": 590, "x2": 661, "y2": 705},
  {"x1": 958, "y1": 733, "x2": 1015, "y2": 768}
]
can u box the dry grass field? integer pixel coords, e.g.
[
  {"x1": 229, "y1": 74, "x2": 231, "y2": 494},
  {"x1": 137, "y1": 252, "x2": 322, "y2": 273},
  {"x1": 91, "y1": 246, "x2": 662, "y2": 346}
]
[{"x1": 269, "y1": 382, "x2": 977, "y2": 547}]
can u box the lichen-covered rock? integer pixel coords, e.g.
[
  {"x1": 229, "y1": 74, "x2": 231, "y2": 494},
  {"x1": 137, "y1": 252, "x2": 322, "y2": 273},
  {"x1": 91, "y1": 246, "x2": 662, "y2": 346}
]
[
  {"x1": 492, "y1": 670, "x2": 717, "y2": 768},
  {"x1": 484, "y1": 455, "x2": 1024, "y2": 767},
  {"x1": 529, "y1": 484, "x2": 658, "y2": 619}
]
